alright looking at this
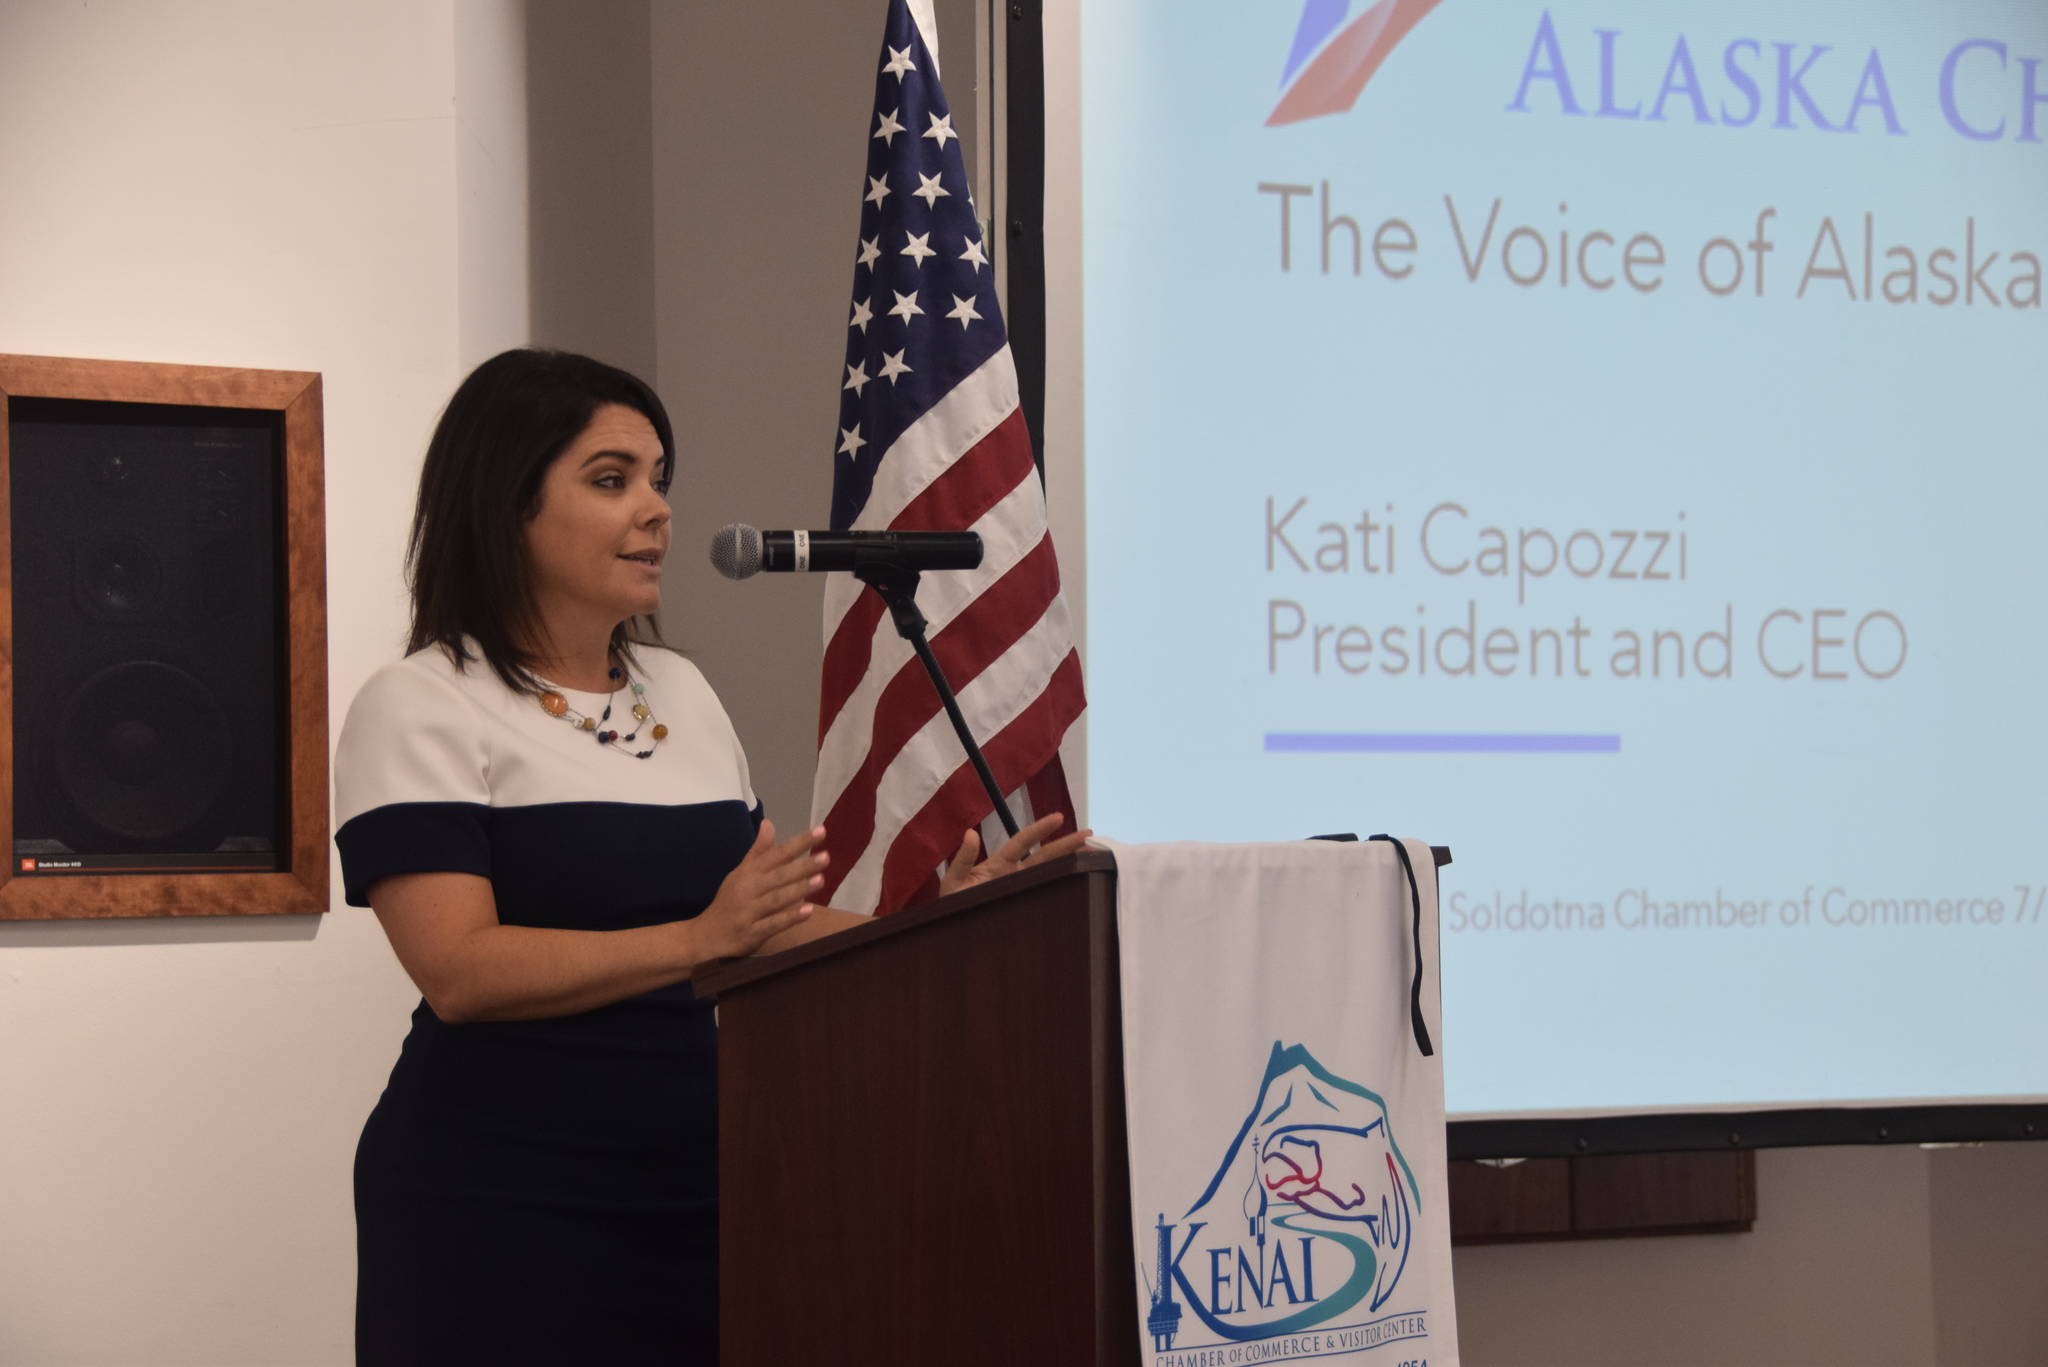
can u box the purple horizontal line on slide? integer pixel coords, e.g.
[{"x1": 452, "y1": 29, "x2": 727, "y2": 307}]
[{"x1": 1265, "y1": 733, "x2": 1621, "y2": 754}]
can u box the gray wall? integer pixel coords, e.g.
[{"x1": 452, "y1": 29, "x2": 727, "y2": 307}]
[
  {"x1": 524, "y1": 0, "x2": 658, "y2": 378},
  {"x1": 646, "y1": 2, "x2": 879, "y2": 830}
]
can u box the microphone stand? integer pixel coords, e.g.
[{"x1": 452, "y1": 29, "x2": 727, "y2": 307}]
[{"x1": 853, "y1": 562, "x2": 1021, "y2": 840}]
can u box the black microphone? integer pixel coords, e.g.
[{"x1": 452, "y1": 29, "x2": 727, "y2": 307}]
[{"x1": 709, "y1": 524, "x2": 983, "y2": 580}]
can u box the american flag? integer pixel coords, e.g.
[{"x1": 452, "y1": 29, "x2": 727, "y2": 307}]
[{"x1": 811, "y1": 0, "x2": 1085, "y2": 917}]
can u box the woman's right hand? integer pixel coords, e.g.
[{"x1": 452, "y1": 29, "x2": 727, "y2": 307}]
[{"x1": 692, "y1": 820, "x2": 826, "y2": 964}]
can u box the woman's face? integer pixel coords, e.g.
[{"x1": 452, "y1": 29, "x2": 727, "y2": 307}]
[{"x1": 524, "y1": 402, "x2": 672, "y2": 631}]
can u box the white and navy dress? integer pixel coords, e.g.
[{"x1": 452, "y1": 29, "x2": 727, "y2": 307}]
[{"x1": 333, "y1": 641, "x2": 759, "y2": 1366}]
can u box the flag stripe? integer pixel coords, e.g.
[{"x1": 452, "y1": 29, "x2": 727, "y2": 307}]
[
  {"x1": 825, "y1": 607, "x2": 1079, "y2": 912},
  {"x1": 823, "y1": 349, "x2": 1022, "y2": 609},
  {"x1": 870, "y1": 650, "x2": 1085, "y2": 914},
  {"x1": 1024, "y1": 752, "x2": 1077, "y2": 835},
  {"x1": 816, "y1": 532, "x2": 1066, "y2": 904},
  {"x1": 815, "y1": 502, "x2": 1057, "y2": 832},
  {"x1": 906, "y1": 0, "x2": 941, "y2": 70},
  {"x1": 816, "y1": 404, "x2": 1036, "y2": 743},
  {"x1": 814, "y1": 441, "x2": 1047, "y2": 795}
]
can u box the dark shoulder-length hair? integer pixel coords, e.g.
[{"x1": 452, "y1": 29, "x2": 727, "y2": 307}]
[{"x1": 405, "y1": 348, "x2": 676, "y2": 694}]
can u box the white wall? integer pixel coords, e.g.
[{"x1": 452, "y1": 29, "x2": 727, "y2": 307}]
[
  {"x1": 0, "y1": 3, "x2": 472, "y2": 1363},
  {"x1": 1, "y1": 3, "x2": 2043, "y2": 1364}
]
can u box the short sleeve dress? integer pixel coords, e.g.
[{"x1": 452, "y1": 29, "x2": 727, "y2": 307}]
[{"x1": 333, "y1": 641, "x2": 759, "y2": 1366}]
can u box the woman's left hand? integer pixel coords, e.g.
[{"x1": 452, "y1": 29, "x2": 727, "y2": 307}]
[{"x1": 938, "y1": 812, "x2": 1095, "y2": 900}]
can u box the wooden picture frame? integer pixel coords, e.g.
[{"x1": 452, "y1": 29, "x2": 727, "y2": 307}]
[{"x1": 0, "y1": 354, "x2": 328, "y2": 919}]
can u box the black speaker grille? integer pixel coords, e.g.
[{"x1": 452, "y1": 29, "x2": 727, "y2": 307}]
[{"x1": 10, "y1": 398, "x2": 287, "y2": 866}]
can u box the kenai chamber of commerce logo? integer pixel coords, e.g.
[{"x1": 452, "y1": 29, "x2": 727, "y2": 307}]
[
  {"x1": 1140, "y1": 1043, "x2": 1427, "y2": 1357},
  {"x1": 1270, "y1": 0, "x2": 1446, "y2": 126}
]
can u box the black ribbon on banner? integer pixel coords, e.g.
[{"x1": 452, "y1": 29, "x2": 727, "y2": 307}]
[{"x1": 1369, "y1": 834, "x2": 1435, "y2": 1058}]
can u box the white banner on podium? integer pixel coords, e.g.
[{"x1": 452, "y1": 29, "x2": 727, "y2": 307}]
[{"x1": 1112, "y1": 838, "x2": 1458, "y2": 1367}]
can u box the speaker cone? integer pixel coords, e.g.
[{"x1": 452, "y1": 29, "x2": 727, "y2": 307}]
[
  {"x1": 73, "y1": 535, "x2": 164, "y2": 622},
  {"x1": 53, "y1": 662, "x2": 230, "y2": 845}
]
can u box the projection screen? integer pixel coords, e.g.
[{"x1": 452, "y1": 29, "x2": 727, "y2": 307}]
[{"x1": 1036, "y1": 0, "x2": 2048, "y2": 1139}]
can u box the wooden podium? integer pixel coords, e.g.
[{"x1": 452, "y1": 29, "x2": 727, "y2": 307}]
[
  {"x1": 697, "y1": 841, "x2": 1449, "y2": 1364},
  {"x1": 695, "y1": 849, "x2": 1136, "y2": 1365}
]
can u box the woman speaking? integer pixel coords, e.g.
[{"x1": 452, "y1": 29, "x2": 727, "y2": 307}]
[{"x1": 333, "y1": 349, "x2": 1083, "y2": 1364}]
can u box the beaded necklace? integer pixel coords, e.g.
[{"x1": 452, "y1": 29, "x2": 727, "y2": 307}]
[{"x1": 535, "y1": 662, "x2": 668, "y2": 759}]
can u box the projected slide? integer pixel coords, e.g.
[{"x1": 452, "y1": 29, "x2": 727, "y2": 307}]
[{"x1": 1077, "y1": 0, "x2": 2048, "y2": 1117}]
